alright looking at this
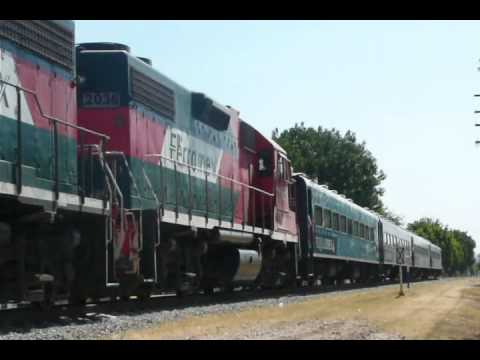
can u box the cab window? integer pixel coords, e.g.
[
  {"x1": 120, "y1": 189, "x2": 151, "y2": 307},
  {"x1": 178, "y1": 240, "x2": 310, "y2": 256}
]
[
  {"x1": 277, "y1": 156, "x2": 285, "y2": 179},
  {"x1": 258, "y1": 151, "x2": 273, "y2": 176}
]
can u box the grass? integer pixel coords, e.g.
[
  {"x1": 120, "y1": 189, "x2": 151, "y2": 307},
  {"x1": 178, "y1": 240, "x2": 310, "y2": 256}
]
[{"x1": 109, "y1": 278, "x2": 480, "y2": 340}]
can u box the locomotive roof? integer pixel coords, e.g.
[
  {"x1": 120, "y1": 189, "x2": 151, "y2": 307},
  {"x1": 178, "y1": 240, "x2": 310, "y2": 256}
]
[
  {"x1": 77, "y1": 44, "x2": 243, "y2": 125},
  {"x1": 128, "y1": 53, "x2": 241, "y2": 119},
  {"x1": 264, "y1": 136, "x2": 287, "y2": 155},
  {"x1": 52, "y1": 20, "x2": 74, "y2": 33}
]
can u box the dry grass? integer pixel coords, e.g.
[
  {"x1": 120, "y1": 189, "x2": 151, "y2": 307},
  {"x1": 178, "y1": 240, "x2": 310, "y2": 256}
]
[{"x1": 109, "y1": 278, "x2": 480, "y2": 340}]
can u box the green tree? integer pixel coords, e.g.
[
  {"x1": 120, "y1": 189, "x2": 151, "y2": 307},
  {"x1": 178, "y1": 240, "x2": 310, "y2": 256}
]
[{"x1": 273, "y1": 123, "x2": 386, "y2": 211}]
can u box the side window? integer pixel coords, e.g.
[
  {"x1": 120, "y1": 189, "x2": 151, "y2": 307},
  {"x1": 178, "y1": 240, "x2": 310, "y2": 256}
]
[
  {"x1": 285, "y1": 158, "x2": 292, "y2": 182},
  {"x1": 353, "y1": 221, "x2": 359, "y2": 237},
  {"x1": 277, "y1": 155, "x2": 291, "y2": 182},
  {"x1": 333, "y1": 213, "x2": 339, "y2": 231},
  {"x1": 258, "y1": 151, "x2": 273, "y2": 176},
  {"x1": 340, "y1": 216, "x2": 347, "y2": 233},
  {"x1": 347, "y1": 219, "x2": 353, "y2": 235},
  {"x1": 314, "y1": 206, "x2": 323, "y2": 227},
  {"x1": 370, "y1": 228, "x2": 375, "y2": 241},
  {"x1": 365, "y1": 227, "x2": 370, "y2": 241},
  {"x1": 360, "y1": 224, "x2": 365, "y2": 239},
  {"x1": 324, "y1": 209, "x2": 332, "y2": 229},
  {"x1": 277, "y1": 156, "x2": 285, "y2": 180}
]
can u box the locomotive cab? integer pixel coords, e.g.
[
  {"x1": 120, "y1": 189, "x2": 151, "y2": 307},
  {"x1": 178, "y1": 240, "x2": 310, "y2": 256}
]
[{"x1": 246, "y1": 130, "x2": 297, "y2": 239}]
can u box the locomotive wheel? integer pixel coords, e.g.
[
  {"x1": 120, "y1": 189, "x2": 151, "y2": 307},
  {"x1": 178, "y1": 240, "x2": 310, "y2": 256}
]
[
  {"x1": 203, "y1": 287, "x2": 215, "y2": 296},
  {"x1": 32, "y1": 284, "x2": 55, "y2": 311},
  {"x1": 136, "y1": 288, "x2": 152, "y2": 302},
  {"x1": 70, "y1": 295, "x2": 87, "y2": 306},
  {"x1": 224, "y1": 285, "x2": 235, "y2": 293}
]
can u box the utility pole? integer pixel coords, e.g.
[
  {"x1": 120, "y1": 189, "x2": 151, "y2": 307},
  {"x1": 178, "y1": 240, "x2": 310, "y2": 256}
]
[
  {"x1": 397, "y1": 245, "x2": 405, "y2": 297},
  {"x1": 475, "y1": 64, "x2": 480, "y2": 144},
  {"x1": 475, "y1": 120, "x2": 480, "y2": 145}
]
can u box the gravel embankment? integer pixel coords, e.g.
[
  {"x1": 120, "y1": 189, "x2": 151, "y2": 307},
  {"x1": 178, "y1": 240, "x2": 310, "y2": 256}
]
[
  {"x1": 0, "y1": 279, "x2": 447, "y2": 340},
  {"x1": 0, "y1": 295, "x2": 332, "y2": 340},
  {"x1": 192, "y1": 319, "x2": 405, "y2": 340}
]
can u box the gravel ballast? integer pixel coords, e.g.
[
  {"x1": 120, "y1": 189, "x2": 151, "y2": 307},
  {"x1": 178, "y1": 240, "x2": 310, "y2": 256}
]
[{"x1": 0, "y1": 279, "x2": 447, "y2": 340}]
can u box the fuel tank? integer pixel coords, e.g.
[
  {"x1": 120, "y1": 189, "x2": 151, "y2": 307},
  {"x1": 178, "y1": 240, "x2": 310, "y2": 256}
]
[
  {"x1": 212, "y1": 228, "x2": 255, "y2": 246},
  {"x1": 204, "y1": 245, "x2": 262, "y2": 285}
]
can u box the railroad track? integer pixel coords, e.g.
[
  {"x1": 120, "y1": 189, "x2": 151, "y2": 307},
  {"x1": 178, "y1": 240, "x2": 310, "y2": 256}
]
[{"x1": 0, "y1": 277, "x2": 441, "y2": 335}]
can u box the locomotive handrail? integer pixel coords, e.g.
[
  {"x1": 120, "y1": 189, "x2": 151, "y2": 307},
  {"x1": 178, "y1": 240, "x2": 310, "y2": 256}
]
[
  {"x1": 145, "y1": 153, "x2": 274, "y2": 230},
  {"x1": 0, "y1": 78, "x2": 111, "y2": 204},
  {"x1": 80, "y1": 144, "x2": 125, "y2": 286},
  {"x1": 144, "y1": 154, "x2": 274, "y2": 197},
  {"x1": 0, "y1": 79, "x2": 111, "y2": 141},
  {"x1": 104, "y1": 151, "x2": 147, "y2": 256},
  {"x1": 105, "y1": 151, "x2": 142, "y2": 200}
]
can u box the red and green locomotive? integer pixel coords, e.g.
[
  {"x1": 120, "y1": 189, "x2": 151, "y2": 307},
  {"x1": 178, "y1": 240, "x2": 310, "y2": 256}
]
[{"x1": 75, "y1": 42, "x2": 298, "y2": 296}]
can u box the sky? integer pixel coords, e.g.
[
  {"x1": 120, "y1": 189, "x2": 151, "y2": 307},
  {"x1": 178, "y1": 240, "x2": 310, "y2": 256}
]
[{"x1": 76, "y1": 20, "x2": 480, "y2": 255}]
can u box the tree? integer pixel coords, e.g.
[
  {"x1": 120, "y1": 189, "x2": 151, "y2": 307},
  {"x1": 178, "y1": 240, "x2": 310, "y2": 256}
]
[{"x1": 273, "y1": 123, "x2": 386, "y2": 211}]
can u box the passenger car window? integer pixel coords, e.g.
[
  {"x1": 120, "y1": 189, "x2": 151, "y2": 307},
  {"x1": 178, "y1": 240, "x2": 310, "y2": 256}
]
[
  {"x1": 340, "y1": 216, "x2": 347, "y2": 233},
  {"x1": 353, "y1": 221, "x2": 359, "y2": 237},
  {"x1": 314, "y1": 206, "x2": 323, "y2": 226},
  {"x1": 324, "y1": 209, "x2": 332, "y2": 228},
  {"x1": 347, "y1": 219, "x2": 353, "y2": 235},
  {"x1": 333, "y1": 213, "x2": 339, "y2": 231}
]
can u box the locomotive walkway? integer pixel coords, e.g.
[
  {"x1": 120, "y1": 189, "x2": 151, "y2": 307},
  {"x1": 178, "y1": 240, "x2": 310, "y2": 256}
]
[{"x1": 113, "y1": 277, "x2": 480, "y2": 340}]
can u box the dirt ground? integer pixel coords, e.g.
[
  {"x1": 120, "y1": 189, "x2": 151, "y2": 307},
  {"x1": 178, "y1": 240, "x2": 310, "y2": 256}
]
[{"x1": 111, "y1": 278, "x2": 480, "y2": 340}]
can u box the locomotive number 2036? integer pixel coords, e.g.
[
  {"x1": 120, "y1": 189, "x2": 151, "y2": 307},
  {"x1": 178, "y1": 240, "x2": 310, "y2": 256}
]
[{"x1": 81, "y1": 92, "x2": 120, "y2": 107}]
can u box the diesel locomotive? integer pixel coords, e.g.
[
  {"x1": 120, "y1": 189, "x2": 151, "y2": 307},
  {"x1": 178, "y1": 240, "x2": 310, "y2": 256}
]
[{"x1": 0, "y1": 20, "x2": 441, "y2": 308}]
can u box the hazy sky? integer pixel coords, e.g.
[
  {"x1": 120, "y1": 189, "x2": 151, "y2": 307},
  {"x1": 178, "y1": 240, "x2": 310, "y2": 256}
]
[{"x1": 76, "y1": 20, "x2": 480, "y2": 254}]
